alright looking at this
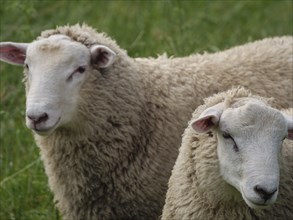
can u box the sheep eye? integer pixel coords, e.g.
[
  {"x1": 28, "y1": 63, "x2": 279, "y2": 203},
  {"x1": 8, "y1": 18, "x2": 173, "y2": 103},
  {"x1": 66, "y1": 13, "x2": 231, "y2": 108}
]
[
  {"x1": 222, "y1": 132, "x2": 232, "y2": 139},
  {"x1": 222, "y1": 132, "x2": 239, "y2": 152},
  {"x1": 77, "y1": 66, "x2": 86, "y2": 73},
  {"x1": 67, "y1": 66, "x2": 86, "y2": 82},
  {"x1": 25, "y1": 64, "x2": 29, "y2": 70}
]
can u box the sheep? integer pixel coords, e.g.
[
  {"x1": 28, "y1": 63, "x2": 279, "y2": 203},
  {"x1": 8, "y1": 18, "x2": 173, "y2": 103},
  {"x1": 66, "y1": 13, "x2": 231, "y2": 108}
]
[
  {"x1": 162, "y1": 87, "x2": 293, "y2": 220},
  {"x1": 0, "y1": 24, "x2": 292, "y2": 220}
]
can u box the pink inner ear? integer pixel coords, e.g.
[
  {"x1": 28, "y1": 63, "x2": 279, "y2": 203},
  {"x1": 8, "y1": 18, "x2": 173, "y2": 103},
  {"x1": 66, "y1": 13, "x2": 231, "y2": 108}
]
[
  {"x1": 90, "y1": 45, "x2": 116, "y2": 68},
  {"x1": 96, "y1": 50, "x2": 109, "y2": 66},
  {"x1": 0, "y1": 46, "x2": 26, "y2": 65},
  {"x1": 191, "y1": 115, "x2": 215, "y2": 133}
]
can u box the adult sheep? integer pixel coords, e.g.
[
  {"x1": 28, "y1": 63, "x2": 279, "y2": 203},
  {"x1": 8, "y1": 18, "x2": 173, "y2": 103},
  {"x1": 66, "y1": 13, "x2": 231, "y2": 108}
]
[
  {"x1": 162, "y1": 87, "x2": 293, "y2": 220},
  {"x1": 0, "y1": 24, "x2": 292, "y2": 220}
]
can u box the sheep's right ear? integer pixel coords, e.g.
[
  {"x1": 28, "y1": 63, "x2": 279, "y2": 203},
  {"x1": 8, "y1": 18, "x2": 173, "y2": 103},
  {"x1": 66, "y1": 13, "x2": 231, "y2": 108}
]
[
  {"x1": 282, "y1": 113, "x2": 293, "y2": 140},
  {"x1": 191, "y1": 103, "x2": 224, "y2": 133},
  {"x1": 0, "y1": 42, "x2": 29, "y2": 65},
  {"x1": 90, "y1": 45, "x2": 116, "y2": 69}
]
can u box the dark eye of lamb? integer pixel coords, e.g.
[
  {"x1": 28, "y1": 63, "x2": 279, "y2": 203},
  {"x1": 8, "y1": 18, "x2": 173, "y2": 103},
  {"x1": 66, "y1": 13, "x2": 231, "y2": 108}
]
[
  {"x1": 25, "y1": 64, "x2": 29, "y2": 70},
  {"x1": 223, "y1": 132, "x2": 239, "y2": 152},
  {"x1": 222, "y1": 132, "x2": 232, "y2": 139},
  {"x1": 77, "y1": 66, "x2": 86, "y2": 73}
]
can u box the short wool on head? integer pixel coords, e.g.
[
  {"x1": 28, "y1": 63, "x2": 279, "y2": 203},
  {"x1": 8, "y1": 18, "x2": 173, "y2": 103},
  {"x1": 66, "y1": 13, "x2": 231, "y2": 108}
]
[
  {"x1": 162, "y1": 87, "x2": 293, "y2": 220},
  {"x1": 0, "y1": 24, "x2": 292, "y2": 220}
]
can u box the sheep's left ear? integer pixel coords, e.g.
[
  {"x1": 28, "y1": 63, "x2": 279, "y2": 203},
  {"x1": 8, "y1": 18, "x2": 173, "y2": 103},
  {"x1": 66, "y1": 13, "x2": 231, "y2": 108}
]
[
  {"x1": 191, "y1": 103, "x2": 224, "y2": 133},
  {"x1": 90, "y1": 45, "x2": 116, "y2": 68},
  {"x1": 282, "y1": 113, "x2": 293, "y2": 140},
  {"x1": 0, "y1": 42, "x2": 29, "y2": 65}
]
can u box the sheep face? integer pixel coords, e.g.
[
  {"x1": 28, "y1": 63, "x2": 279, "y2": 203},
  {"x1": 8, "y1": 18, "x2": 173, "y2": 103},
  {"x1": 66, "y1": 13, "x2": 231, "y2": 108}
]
[
  {"x1": 24, "y1": 36, "x2": 92, "y2": 135},
  {"x1": 0, "y1": 35, "x2": 116, "y2": 136},
  {"x1": 192, "y1": 99, "x2": 293, "y2": 209},
  {"x1": 217, "y1": 102, "x2": 286, "y2": 209}
]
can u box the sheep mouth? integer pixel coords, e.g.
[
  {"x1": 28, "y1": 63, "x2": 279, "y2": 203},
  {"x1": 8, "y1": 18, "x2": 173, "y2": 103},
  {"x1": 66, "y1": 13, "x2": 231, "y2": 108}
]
[
  {"x1": 33, "y1": 117, "x2": 61, "y2": 136},
  {"x1": 248, "y1": 201, "x2": 269, "y2": 208},
  {"x1": 241, "y1": 190, "x2": 274, "y2": 209}
]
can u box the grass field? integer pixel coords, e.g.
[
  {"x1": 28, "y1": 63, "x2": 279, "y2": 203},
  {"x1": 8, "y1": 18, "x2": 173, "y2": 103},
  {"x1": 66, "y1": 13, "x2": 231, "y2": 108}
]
[{"x1": 0, "y1": 0, "x2": 292, "y2": 219}]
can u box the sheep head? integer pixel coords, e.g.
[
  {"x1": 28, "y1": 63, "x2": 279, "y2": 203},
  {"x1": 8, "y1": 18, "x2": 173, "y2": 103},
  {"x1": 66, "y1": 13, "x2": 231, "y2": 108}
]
[
  {"x1": 0, "y1": 35, "x2": 116, "y2": 136},
  {"x1": 191, "y1": 98, "x2": 293, "y2": 209}
]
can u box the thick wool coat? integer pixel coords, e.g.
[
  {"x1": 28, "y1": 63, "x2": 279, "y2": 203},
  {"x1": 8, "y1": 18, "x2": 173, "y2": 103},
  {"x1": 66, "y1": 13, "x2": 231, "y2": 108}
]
[{"x1": 32, "y1": 24, "x2": 292, "y2": 219}]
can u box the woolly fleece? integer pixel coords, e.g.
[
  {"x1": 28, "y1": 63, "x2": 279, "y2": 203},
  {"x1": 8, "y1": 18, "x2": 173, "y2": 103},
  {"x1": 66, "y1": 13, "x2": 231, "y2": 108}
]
[
  {"x1": 162, "y1": 87, "x2": 293, "y2": 220},
  {"x1": 28, "y1": 24, "x2": 292, "y2": 220}
]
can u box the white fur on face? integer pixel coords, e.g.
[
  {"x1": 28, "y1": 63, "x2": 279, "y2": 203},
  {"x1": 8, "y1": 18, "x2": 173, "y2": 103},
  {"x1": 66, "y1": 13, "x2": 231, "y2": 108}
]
[
  {"x1": 24, "y1": 36, "x2": 91, "y2": 135},
  {"x1": 216, "y1": 100, "x2": 287, "y2": 209}
]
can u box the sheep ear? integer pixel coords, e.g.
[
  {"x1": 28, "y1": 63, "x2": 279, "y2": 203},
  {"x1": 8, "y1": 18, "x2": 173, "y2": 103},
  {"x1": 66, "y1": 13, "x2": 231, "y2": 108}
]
[
  {"x1": 191, "y1": 103, "x2": 224, "y2": 133},
  {"x1": 90, "y1": 45, "x2": 116, "y2": 69},
  {"x1": 282, "y1": 113, "x2": 293, "y2": 140},
  {"x1": 0, "y1": 42, "x2": 29, "y2": 65}
]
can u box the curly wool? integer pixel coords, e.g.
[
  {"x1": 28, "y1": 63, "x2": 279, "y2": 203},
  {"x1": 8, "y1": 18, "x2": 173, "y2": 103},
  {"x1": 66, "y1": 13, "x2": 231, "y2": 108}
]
[
  {"x1": 162, "y1": 87, "x2": 293, "y2": 220},
  {"x1": 32, "y1": 24, "x2": 292, "y2": 220}
]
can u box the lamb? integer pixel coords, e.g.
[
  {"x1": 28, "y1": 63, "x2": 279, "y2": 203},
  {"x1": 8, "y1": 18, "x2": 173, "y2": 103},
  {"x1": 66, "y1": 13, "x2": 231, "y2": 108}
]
[
  {"x1": 0, "y1": 24, "x2": 292, "y2": 220},
  {"x1": 162, "y1": 87, "x2": 293, "y2": 220}
]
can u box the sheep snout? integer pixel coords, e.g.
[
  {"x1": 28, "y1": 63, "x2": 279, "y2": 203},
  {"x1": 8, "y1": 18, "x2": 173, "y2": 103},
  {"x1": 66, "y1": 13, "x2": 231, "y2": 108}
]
[
  {"x1": 27, "y1": 112, "x2": 49, "y2": 125},
  {"x1": 242, "y1": 185, "x2": 279, "y2": 209},
  {"x1": 254, "y1": 185, "x2": 278, "y2": 202},
  {"x1": 26, "y1": 107, "x2": 61, "y2": 135}
]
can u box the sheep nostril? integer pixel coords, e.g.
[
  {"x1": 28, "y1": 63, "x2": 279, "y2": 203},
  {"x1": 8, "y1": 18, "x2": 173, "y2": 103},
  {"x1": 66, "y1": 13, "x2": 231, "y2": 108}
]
[
  {"x1": 254, "y1": 185, "x2": 277, "y2": 201},
  {"x1": 28, "y1": 112, "x2": 49, "y2": 124}
]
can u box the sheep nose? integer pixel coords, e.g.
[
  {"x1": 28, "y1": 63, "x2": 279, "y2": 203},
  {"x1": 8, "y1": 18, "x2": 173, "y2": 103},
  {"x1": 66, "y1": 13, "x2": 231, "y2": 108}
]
[
  {"x1": 27, "y1": 112, "x2": 49, "y2": 124},
  {"x1": 254, "y1": 185, "x2": 277, "y2": 201}
]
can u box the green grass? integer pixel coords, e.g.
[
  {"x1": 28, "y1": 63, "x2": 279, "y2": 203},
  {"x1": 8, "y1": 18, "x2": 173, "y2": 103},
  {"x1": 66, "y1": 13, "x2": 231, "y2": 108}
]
[{"x1": 0, "y1": 0, "x2": 292, "y2": 219}]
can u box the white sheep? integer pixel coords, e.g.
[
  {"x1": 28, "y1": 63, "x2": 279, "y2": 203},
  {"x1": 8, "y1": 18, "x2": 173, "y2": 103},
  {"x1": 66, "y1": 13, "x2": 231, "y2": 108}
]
[
  {"x1": 162, "y1": 87, "x2": 293, "y2": 220},
  {"x1": 0, "y1": 24, "x2": 292, "y2": 219}
]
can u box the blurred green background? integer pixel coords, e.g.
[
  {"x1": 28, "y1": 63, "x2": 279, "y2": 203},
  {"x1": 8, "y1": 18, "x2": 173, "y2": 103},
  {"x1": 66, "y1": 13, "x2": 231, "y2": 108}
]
[{"x1": 0, "y1": 0, "x2": 292, "y2": 219}]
